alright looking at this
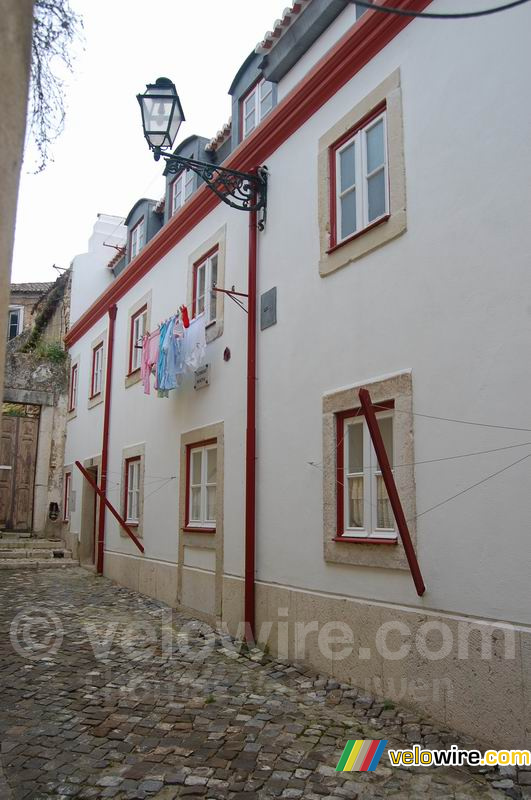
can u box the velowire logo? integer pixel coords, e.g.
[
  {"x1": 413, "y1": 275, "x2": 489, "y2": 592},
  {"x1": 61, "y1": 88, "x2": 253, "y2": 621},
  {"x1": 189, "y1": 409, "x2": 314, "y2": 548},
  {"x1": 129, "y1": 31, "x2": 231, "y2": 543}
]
[{"x1": 336, "y1": 739, "x2": 388, "y2": 772}]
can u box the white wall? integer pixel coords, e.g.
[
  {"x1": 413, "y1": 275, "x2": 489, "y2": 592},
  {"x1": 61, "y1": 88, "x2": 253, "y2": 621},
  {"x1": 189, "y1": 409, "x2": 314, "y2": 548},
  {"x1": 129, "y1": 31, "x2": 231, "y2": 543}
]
[
  {"x1": 65, "y1": 0, "x2": 531, "y2": 627},
  {"x1": 69, "y1": 214, "x2": 126, "y2": 325}
]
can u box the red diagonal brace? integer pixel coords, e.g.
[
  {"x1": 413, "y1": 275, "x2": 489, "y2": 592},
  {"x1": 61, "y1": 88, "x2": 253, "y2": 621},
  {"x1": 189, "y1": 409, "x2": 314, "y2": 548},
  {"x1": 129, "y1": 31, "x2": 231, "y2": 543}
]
[
  {"x1": 358, "y1": 388, "x2": 425, "y2": 596},
  {"x1": 75, "y1": 460, "x2": 145, "y2": 554}
]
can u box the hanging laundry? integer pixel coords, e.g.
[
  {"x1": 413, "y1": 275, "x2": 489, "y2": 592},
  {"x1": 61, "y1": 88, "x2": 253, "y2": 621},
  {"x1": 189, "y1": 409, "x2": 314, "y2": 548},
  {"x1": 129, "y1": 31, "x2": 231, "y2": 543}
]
[
  {"x1": 180, "y1": 304, "x2": 190, "y2": 329},
  {"x1": 184, "y1": 314, "x2": 207, "y2": 372},
  {"x1": 157, "y1": 319, "x2": 171, "y2": 398},
  {"x1": 158, "y1": 314, "x2": 186, "y2": 393},
  {"x1": 141, "y1": 331, "x2": 160, "y2": 395}
]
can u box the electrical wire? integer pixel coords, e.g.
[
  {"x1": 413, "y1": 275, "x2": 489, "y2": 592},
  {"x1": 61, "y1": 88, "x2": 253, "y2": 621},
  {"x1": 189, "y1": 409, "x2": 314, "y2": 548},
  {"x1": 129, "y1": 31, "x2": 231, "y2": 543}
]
[
  {"x1": 413, "y1": 451, "x2": 531, "y2": 520},
  {"x1": 352, "y1": 0, "x2": 531, "y2": 19},
  {"x1": 371, "y1": 403, "x2": 531, "y2": 433}
]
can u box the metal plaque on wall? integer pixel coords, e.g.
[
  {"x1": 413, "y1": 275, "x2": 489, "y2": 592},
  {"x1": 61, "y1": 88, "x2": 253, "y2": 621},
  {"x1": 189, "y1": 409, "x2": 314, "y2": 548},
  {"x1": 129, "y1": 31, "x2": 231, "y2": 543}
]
[{"x1": 194, "y1": 363, "x2": 210, "y2": 390}]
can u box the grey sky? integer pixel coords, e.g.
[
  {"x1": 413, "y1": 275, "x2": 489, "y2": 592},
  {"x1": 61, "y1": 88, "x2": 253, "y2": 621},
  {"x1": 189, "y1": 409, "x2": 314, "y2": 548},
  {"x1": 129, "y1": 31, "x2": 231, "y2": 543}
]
[{"x1": 12, "y1": 0, "x2": 285, "y2": 283}]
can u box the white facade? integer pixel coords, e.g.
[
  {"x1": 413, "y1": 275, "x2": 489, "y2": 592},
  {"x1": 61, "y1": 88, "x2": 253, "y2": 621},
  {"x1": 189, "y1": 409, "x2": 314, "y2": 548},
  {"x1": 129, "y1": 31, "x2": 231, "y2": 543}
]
[{"x1": 64, "y1": 0, "x2": 531, "y2": 747}]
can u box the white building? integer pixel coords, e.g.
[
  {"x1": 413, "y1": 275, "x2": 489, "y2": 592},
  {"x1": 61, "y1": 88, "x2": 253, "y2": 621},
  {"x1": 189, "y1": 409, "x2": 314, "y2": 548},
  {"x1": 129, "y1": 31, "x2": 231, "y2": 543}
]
[{"x1": 63, "y1": 0, "x2": 531, "y2": 747}]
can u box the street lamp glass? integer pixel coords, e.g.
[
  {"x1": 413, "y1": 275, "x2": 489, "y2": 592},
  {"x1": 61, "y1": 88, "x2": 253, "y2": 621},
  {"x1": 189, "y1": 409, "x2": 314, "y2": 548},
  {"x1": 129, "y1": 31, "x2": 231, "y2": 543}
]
[{"x1": 137, "y1": 77, "x2": 185, "y2": 151}]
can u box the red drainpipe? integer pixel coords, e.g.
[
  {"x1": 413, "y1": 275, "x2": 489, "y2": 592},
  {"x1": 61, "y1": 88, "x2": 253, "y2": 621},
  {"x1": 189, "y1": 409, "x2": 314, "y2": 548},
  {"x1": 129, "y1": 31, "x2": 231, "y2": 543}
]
[
  {"x1": 96, "y1": 304, "x2": 117, "y2": 574},
  {"x1": 244, "y1": 209, "x2": 258, "y2": 639}
]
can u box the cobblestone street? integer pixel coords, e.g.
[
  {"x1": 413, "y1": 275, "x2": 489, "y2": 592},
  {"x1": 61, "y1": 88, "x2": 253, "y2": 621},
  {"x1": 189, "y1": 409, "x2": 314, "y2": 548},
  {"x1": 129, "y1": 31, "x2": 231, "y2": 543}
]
[{"x1": 0, "y1": 568, "x2": 521, "y2": 799}]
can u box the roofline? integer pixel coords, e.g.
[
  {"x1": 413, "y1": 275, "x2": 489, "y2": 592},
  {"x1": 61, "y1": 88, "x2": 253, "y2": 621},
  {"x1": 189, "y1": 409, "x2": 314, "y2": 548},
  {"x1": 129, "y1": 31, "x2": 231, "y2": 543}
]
[
  {"x1": 65, "y1": 0, "x2": 431, "y2": 349},
  {"x1": 124, "y1": 197, "x2": 159, "y2": 226},
  {"x1": 228, "y1": 50, "x2": 258, "y2": 96}
]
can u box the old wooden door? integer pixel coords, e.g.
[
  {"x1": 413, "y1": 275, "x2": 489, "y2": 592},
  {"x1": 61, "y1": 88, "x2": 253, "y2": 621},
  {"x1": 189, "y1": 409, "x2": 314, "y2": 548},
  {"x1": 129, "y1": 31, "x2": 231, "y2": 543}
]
[{"x1": 0, "y1": 411, "x2": 39, "y2": 531}]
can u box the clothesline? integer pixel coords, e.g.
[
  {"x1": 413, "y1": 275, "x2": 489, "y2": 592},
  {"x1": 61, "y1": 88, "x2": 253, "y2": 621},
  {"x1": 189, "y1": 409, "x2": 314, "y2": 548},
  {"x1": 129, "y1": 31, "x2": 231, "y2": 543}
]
[{"x1": 141, "y1": 303, "x2": 206, "y2": 398}]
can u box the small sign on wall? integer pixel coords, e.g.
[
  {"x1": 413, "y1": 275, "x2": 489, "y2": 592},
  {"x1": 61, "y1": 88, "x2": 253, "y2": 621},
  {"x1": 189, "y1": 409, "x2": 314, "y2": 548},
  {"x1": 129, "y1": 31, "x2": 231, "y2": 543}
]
[
  {"x1": 261, "y1": 287, "x2": 277, "y2": 330},
  {"x1": 194, "y1": 363, "x2": 210, "y2": 390}
]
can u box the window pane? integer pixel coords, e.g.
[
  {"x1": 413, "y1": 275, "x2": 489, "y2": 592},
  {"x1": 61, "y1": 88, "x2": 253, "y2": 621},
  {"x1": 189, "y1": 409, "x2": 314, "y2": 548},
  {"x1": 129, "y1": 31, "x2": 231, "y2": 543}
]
[
  {"x1": 377, "y1": 475, "x2": 393, "y2": 529},
  {"x1": 191, "y1": 450, "x2": 202, "y2": 485},
  {"x1": 347, "y1": 423, "x2": 363, "y2": 473},
  {"x1": 366, "y1": 119, "x2": 384, "y2": 173},
  {"x1": 341, "y1": 190, "x2": 357, "y2": 239},
  {"x1": 206, "y1": 447, "x2": 217, "y2": 483},
  {"x1": 339, "y1": 142, "x2": 355, "y2": 191},
  {"x1": 348, "y1": 476, "x2": 364, "y2": 528},
  {"x1": 184, "y1": 171, "x2": 194, "y2": 199},
  {"x1": 260, "y1": 86, "x2": 273, "y2": 118},
  {"x1": 191, "y1": 487, "x2": 201, "y2": 520},
  {"x1": 378, "y1": 416, "x2": 393, "y2": 466},
  {"x1": 367, "y1": 169, "x2": 386, "y2": 222},
  {"x1": 206, "y1": 486, "x2": 216, "y2": 522}
]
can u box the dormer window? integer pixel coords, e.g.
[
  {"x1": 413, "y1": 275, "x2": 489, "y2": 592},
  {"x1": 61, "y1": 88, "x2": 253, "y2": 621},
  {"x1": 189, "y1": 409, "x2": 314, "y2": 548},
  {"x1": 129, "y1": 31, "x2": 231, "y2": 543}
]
[
  {"x1": 242, "y1": 79, "x2": 274, "y2": 139},
  {"x1": 130, "y1": 218, "x2": 145, "y2": 259},
  {"x1": 170, "y1": 169, "x2": 194, "y2": 215}
]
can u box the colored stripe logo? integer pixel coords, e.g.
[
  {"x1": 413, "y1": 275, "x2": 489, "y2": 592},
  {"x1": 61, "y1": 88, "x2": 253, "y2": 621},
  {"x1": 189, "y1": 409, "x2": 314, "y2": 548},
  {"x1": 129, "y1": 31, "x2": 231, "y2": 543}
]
[{"x1": 336, "y1": 740, "x2": 388, "y2": 772}]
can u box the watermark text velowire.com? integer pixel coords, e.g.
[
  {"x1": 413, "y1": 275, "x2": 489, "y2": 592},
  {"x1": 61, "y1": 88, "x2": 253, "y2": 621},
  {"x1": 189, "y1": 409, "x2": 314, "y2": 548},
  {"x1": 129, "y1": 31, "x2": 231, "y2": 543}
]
[{"x1": 9, "y1": 605, "x2": 517, "y2": 667}]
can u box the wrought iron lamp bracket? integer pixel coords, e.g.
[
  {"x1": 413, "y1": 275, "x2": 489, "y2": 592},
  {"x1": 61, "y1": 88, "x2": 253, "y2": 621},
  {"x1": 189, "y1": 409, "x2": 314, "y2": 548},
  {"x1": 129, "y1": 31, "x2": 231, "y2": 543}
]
[{"x1": 154, "y1": 147, "x2": 268, "y2": 229}]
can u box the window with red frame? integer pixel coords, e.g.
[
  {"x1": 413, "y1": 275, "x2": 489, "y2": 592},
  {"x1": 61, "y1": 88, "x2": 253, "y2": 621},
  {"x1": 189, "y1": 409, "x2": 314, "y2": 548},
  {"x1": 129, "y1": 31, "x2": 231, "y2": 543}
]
[
  {"x1": 336, "y1": 401, "x2": 396, "y2": 541},
  {"x1": 129, "y1": 305, "x2": 147, "y2": 374},
  {"x1": 130, "y1": 218, "x2": 145, "y2": 259},
  {"x1": 193, "y1": 248, "x2": 218, "y2": 324},
  {"x1": 124, "y1": 456, "x2": 141, "y2": 524},
  {"x1": 68, "y1": 363, "x2": 78, "y2": 411},
  {"x1": 241, "y1": 78, "x2": 273, "y2": 139},
  {"x1": 185, "y1": 440, "x2": 217, "y2": 531},
  {"x1": 170, "y1": 170, "x2": 194, "y2": 215},
  {"x1": 330, "y1": 106, "x2": 389, "y2": 247},
  {"x1": 90, "y1": 343, "x2": 104, "y2": 397},
  {"x1": 63, "y1": 472, "x2": 71, "y2": 522}
]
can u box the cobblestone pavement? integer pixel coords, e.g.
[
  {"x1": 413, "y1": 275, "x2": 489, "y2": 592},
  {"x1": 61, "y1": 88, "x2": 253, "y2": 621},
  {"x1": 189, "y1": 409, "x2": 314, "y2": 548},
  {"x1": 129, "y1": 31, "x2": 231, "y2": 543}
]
[{"x1": 0, "y1": 568, "x2": 525, "y2": 799}]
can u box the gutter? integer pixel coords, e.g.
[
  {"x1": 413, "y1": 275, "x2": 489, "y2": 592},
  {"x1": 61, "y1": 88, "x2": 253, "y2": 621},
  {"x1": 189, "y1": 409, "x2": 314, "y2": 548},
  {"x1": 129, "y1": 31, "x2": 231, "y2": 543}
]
[
  {"x1": 244, "y1": 209, "x2": 258, "y2": 639},
  {"x1": 96, "y1": 304, "x2": 117, "y2": 574}
]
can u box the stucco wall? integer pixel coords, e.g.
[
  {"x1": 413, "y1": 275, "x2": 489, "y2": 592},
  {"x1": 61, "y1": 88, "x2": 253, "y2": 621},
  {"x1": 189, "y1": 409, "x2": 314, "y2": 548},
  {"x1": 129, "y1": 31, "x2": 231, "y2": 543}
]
[
  {"x1": 64, "y1": 0, "x2": 531, "y2": 746},
  {"x1": 0, "y1": 0, "x2": 34, "y2": 400}
]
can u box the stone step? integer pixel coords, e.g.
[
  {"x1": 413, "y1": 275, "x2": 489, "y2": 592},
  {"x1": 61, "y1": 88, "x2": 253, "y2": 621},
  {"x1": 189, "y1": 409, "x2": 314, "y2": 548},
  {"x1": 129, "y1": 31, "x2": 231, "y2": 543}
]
[
  {"x1": 0, "y1": 539, "x2": 65, "y2": 550},
  {"x1": 0, "y1": 531, "x2": 31, "y2": 539},
  {"x1": 0, "y1": 559, "x2": 79, "y2": 570},
  {"x1": 0, "y1": 548, "x2": 72, "y2": 560}
]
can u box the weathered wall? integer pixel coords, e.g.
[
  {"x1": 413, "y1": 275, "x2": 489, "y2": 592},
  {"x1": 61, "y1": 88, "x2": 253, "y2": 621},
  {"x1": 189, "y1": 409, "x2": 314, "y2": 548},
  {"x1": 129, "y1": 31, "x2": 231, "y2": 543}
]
[{"x1": 0, "y1": 0, "x2": 34, "y2": 401}]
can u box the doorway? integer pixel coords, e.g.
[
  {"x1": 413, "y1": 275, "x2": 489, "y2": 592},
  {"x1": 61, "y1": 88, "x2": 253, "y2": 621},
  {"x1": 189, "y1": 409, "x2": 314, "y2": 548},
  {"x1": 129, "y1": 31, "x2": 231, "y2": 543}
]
[
  {"x1": 80, "y1": 463, "x2": 99, "y2": 565},
  {"x1": 0, "y1": 405, "x2": 40, "y2": 531}
]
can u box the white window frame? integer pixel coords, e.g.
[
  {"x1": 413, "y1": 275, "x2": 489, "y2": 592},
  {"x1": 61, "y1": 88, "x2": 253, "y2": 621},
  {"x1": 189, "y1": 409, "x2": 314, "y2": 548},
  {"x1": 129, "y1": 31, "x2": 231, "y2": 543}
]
[
  {"x1": 194, "y1": 250, "x2": 218, "y2": 325},
  {"x1": 69, "y1": 363, "x2": 78, "y2": 412},
  {"x1": 91, "y1": 343, "x2": 104, "y2": 397},
  {"x1": 335, "y1": 110, "x2": 389, "y2": 244},
  {"x1": 63, "y1": 472, "x2": 71, "y2": 522},
  {"x1": 171, "y1": 170, "x2": 194, "y2": 214},
  {"x1": 130, "y1": 307, "x2": 147, "y2": 373},
  {"x1": 7, "y1": 306, "x2": 23, "y2": 340},
  {"x1": 130, "y1": 218, "x2": 145, "y2": 259},
  {"x1": 343, "y1": 410, "x2": 396, "y2": 540},
  {"x1": 126, "y1": 458, "x2": 141, "y2": 524},
  {"x1": 188, "y1": 443, "x2": 217, "y2": 529},
  {"x1": 242, "y1": 79, "x2": 274, "y2": 139}
]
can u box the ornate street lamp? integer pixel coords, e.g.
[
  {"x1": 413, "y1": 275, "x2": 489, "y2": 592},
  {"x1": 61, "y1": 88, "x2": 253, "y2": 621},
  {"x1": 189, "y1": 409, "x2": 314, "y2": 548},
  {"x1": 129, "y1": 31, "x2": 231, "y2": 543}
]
[{"x1": 137, "y1": 77, "x2": 267, "y2": 222}]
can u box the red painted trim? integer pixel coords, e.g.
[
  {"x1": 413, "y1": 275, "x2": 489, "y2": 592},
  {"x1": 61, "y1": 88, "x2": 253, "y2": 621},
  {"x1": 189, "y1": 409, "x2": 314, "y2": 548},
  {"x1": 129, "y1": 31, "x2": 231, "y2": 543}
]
[
  {"x1": 65, "y1": 0, "x2": 430, "y2": 349},
  {"x1": 184, "y1": 438, "x2": 217, "y2": 528},
  {"x1": 124, "y1": 455, "x2": 141, "y2": 522},
  {"x1": 333, "y1": 536, "x2": 397, "y2": 545},
  {"x1": 182, "y1": 526, "x2": 216, "y2": 534},
  {"x1": 128, "y1": 304, "x2": 147, "y2": 375},
  {"x1": 68, "y1": 363, "x2": 78, "y2": 411},
  {"x1": 90, "y1": 342, "x2": 103, "y2": 399},
  {"x1": 245, "y1": 207, "x2": 257, "y2": 641},
  {"x1": 96, "y1": 305, "x2": 118, "y2": 573},
  {"x1": 329, "y1": 102, "x2": 387, "y2": 248},
  {"x1": 76, "y1": 459, "x2": 144, "y2": 554},
  {"x1": 63, "y1": 472, "x2": 71, "y2": 522},
  {"x1": 359, "y1": 387, "x2": 425, "y2": 596},
  {"x1": 336, "y1": 399, "x2": 395, "y2": 539}
]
